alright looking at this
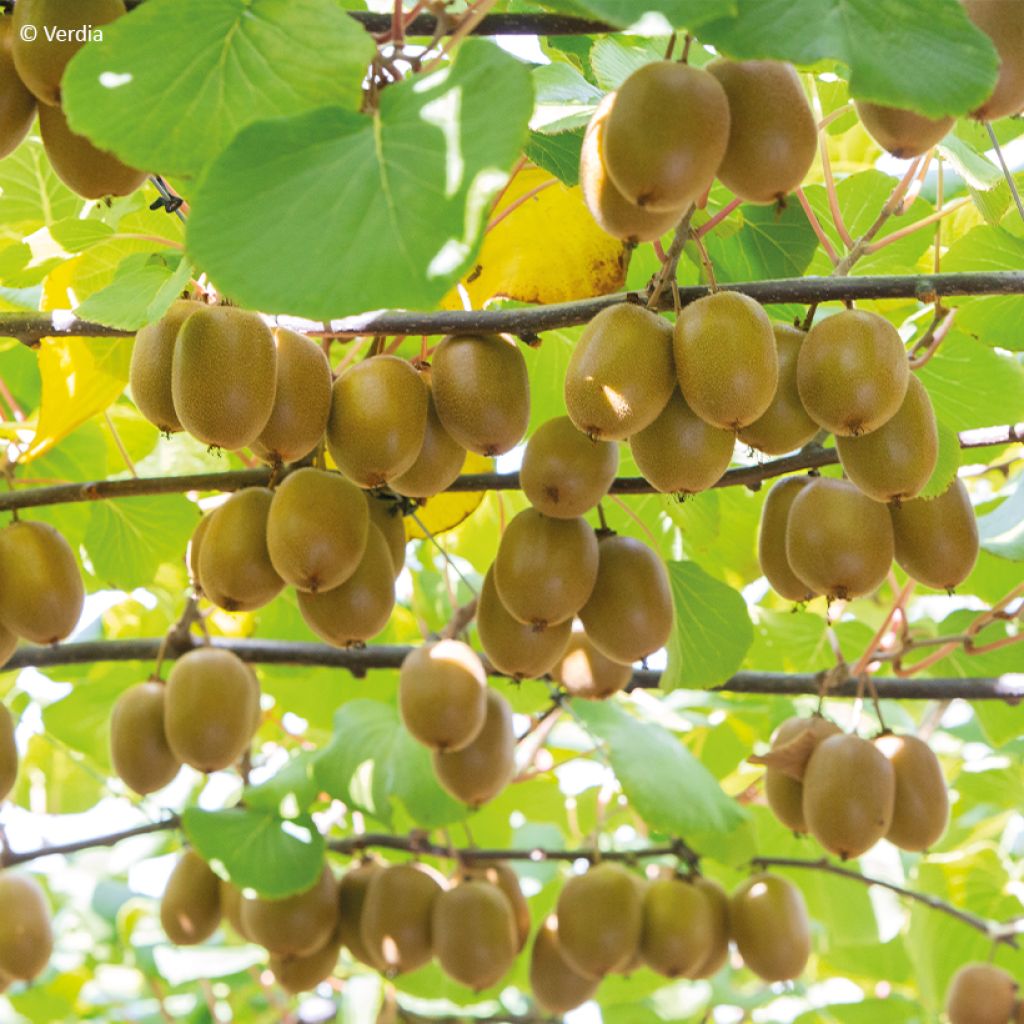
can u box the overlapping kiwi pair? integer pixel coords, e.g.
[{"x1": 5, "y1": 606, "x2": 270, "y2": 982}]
[{"x1": 757, "y1": 716, "x2": 949, "y2": 859}]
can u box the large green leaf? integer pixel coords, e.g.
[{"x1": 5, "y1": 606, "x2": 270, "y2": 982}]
[
  {"x1": 61, "y1": 0, "x2": 376, "y2": 178},
  {"x1": 977, "y1": 473, "x2": 1024, "y2": 562},
  {"x1": 186, "y1": 40, "x2": 533, "y2": 318},
  {"x1": 702, "y1": 200, "x2": 818, "y2": 282},
  {"x1": 560, "y1": 1, "x2": 736, "y2": 30},
  {"x1": 74, "y1": 252, "x2": 193, "y2": 331}
]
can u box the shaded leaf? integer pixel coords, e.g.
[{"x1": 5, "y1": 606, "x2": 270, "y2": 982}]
[{"x1": 977, "y1": 473, "x2": 1024, "y2": 561}]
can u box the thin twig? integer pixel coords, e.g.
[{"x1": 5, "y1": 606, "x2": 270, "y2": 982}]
[
  {"x1": 987, "y1": 122, "x2": 1024, "y2": 226},
  {"x1": 646, "y1": 205, "x2": 696, "y2": 310}
]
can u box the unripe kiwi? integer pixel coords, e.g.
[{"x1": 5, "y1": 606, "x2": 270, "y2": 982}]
[
  {"x1": 219, "y1": 881, "x2": 250, "y2": 940},
  {"x1": 855, "y1": 102, "x2": 954, "y2": 158},
  {"x1": 554, "y1": 629, "x2": 633, "y2": 700},
  {"x1": 875, "y1": 733, "x2": 949, "y2": 852},
  {"x1": 398, "y1": 640, "x2": 488, "y2": 752},
  {"x1": 758, "y1": 477, "x2": 819, "y2": 602},
  {"x1": 738, "y1": 324, "x2": 819, "y2": 455},
  {"x1": 266, "y1": 468, "x2": 370, "y2": 593},
  {"x1": 297, "y1": 524, "x2": 396, "y2": 647},
  {"x1": 109, "y1": 681, "x2": 180, "y2": 795},
  {"x1": 890, "y1": 477, "x2": 979, "y2": 590},
  {"x1": 0, "y1": 16, "x2": 35, "y2": 160},
  {"x1": 630, "y1": 389, "x2": 735, "y2": 494},
  {"x1": 464, "y1": 860, "x2": 530, "y2": 953},
  {"x1": 252, "y1": 328, "x2": 332, "y2": 464},
  {"x1": 391, "y1": 379, "x2": 467, "y2": 498},
  {"x1": 337, "y1": 859, "x2": 383, "y2": 967},
  {"x1": 802, "y1": 733, "x2": 896, "y2": 859},
  {"x1": 640, "y1": 875, "x2": 715, "y2": 978},
  {"x1": 129, "y1": 301, "x2": 199, "y2": 434},
  {"x1": 564, "y1": 304, "x2": 675, "y2": 441},
  {"x1": 241, "y1": 866, "x2": 339, "y2": 959},
  {"x1": 836, "y1": 375, "x2": 938, "y2": 502},
  {"x1": 171, "y1": 305, "x2": 278, "y2": 450},
  {"x1": 603, "y1": 61, "x2": 730, "y2": 211},
  {"x1": 360, "y1": 862, "x2": 444, "y2": 975},
  {"x1": 0, "y1": 705, "x2": 15, "y2": 802},
  {"x1": 0, "y1": 873, "x2": 53, "y2": 980},
  {"x1": 164, "y1": 647, "x2": 260, "y2": 773},
  {"x1": 797, "y1": 309, "x2": 909, "y2": 436},
  {"x1": 431, "y1": 334, "x2": 530, "y2": 456},
  {"x1": 965, "y1": 0, "x2": 1024, "y2": 120},
  {"x1": 0, "y1": 520, "x2": 84, "y2": 644},
  {"x1": 579, "y1": 535, "x2": 673, "y2": 664},
  {"x1": 946, "y1": 963, "x2": 1018, "y2": 1024},
  {"x1": 763, "y1": 716, "x2": 842, "y2": 833},
  {"x1": 530, "y1": 915, "x2": 599, "y2": 1015},
  {"x1": 326, "y1": 356, "x2": 428, "y2": 488},
  {"x1": 689, "y1": 876, "x2": 730, "y2": 979},
  {"x1": 707, "y1": 60, "x2": 817, "y2": 203},
  {"x1": 494, "y1": 509, "x2": 599, "y2": 629},
  {"x1": 432, "y1": 688, "x2": 515, "y2": 808},
  {"x1": 785, "y1": 476, "x2": 894, "y2": 601},
  {"x1": 521, "y1": 416, "x2": 619, "y2": 518},
  {"x1": 366, "y1": 495, "x2": 406, "y2": 579},
  {"x1": 270, "y1": 938, "x2": 340, "y2": 994},
  {"x1": 730, "y1": 873, "x2": 809, "y2": 982},
  {"x1": 186, "y1": 512, "x2": 211, "y2": 594},
  {"x1": 198, "y1": 488, "x2": 284, "y2": 612},
  {"x1": 160, "y1": 850, "x2": 222, "y2": 946},
  {"x1": 674, "y1": 291, "x2": 778, "y2": 430},
  {"x1": 476, "y1": 566, "x2": 572, "y2": 680}
]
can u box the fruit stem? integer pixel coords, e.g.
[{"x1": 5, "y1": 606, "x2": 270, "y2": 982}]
[
  {"x1": 646, "y1": 204, "x2": 696, "y2": 310},
  {"x1": 795, "y1": 188, "x2": 840, "y2": 266},
  {"x1": 688, "y1": 229, "x2": 719, "y2": 292}
]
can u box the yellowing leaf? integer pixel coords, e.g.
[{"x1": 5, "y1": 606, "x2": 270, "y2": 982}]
[
  {"x1": 405, "y1": 452, "x2": 490, "y2": 540},
  {"x1": 442, "y1": 167, "x2": 627, "y2": 309}
]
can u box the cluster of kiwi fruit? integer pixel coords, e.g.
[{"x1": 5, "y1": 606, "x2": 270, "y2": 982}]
[
  {"x1": 0, "y1": 1, "x2": 146, "y2": 198},
  {"x1": 946, "y1": 963, "x2": 1024, "y2": 1024},
  {"x1": 758, "y1": 717, "x2": 949, "y2": 859}
]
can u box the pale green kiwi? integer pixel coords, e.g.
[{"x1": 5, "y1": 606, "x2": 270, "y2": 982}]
[
  {"x1": 554, "y1": 629, "x2": 633, "y2": 700},
  {"x1": 129, "y1": 301, "x2": 198, "y2": 434},
  {"x1": 391, "y1": 379, "x2": 467, "y2": 498},
  {"x1": 432, "y1": 879, "x2": 519, "y2": 990},
  {"x1": 965, "y1": 0, "x2": 1024, "y2": 120},
  {"x1": 640, "y1": 876, "x2": 715, "y2": 979},
  {"x1": 630, "y1": 389, "x2": 735, "y2": 494},
  {"x1": 529, "y1": 915, "x2": 600, "y2": 1015},
  {"x1": 0, "y1": 520, "x2": 84, "y2": 644},
  {"x1": 326, "y1": 356, "x2": 428, "y2": 487},
  {"x1": 0, "y1": 873, "x2": 53, "y2": 980},
  {"x1": 270, "y1": 938, "x2": 340, "y2": 994},
  {"x1": 266, "y1": 468, "x2": 369, "y2": 593},
  {"x1": 763, "y1": 716, "x2": 842, "y2": 833},
  {"x1": 689, "y1": 876, "x2": 730, "y2": 979},
  {"x1": 875, "y1": 733, "x2": 949, "y2": 852},
  {"x1": 565, "y1": 304, "x2": 675, "y2": 441},
  {"x1": 366, "y1": 494, "x2": 406, "y2": 579},
  {"x1": 758, "y1": 477, "x2": 819, "y2": 602},
  {"x1": 0, "y1": 17, "x2": 36, "y2": 159},
  {"x1": 674, "y1": 291, "x2": 778, "y2": 430},
  {"x1": 855, "y1": 101, "x2": 953, "y2": 158},
  {"x1": 579, "y1": 535, "x2": 673, "y2": 664},
  {"x1": 360, "y1": 862, "x2": 444, "y2": 975},
  {"x1": 0, "y1": 704, "x2": 16, "y2": 802},
  {"x1": 521, "y1": 416, "x2": 619, "y2": 518},
  {"x1": 464, "y1": 860, "x2": 530, "y2": 953},
  {"x1": 337, "y1": 859, "x2": 383, "y2": 967},
  {"x1": 729, "y1": 874, "x2": 809, "y2": 982},
  {"x1": 109, "y1": 682, "x2": 180, "y2": 795},
  {"x1": 603, "y1": 61, "x2": 730, "y2": 211},
  {"x1": 171, "y1": 305, "x2": 278, "y2": 450},
  {"x1": 946, "y1": 963, "x2": 1018, "y2": 1024},
  {"x1": 160, "y1": 850, "x2": 222, "y2": 946},
  {"x1": 186, "y1": 513, "x2": 211, "y2": 593},
  {"x1": 241, "y1": 866, "x2": 339, "y2": 959},
  {"x1": 708, "y1": 60, "x2": 817, "y2": 203}
]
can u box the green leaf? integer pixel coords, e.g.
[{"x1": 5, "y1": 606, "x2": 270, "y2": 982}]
[
  {"x1": 524, "y1": 130, "x2": 583, "y2": 187},
  {"x1": 61, "y1": 0, "x2": 376, "y2": 178},
  {"x1": 244, "y1": 751, "x2": 321, "y2": 816},
  {"x1": 917, "y1": 419, "x2": 961, "y2": 501},
  {"x1": 699, "y1": 0, "x2": 998, "y2": 118},
  {"x1": 572, "y1": 0, "x2": 736, "y2": 30},
  {"x1": 589, "y1": 36, "x2": 669, "y2": 91},
  {"x1": 186, "y1": 40, "x2": 533, "y2": 318},
  {"x1": 74, "y1": 252, "x2": 192, "y2": 330},
  {"x1": 181, "y1": 807, "x2": 324, "y2": 898},
  {"x1": 937, "y1": 137, "x2": 1003, "y2": 192},
  {"x1": 0, "y1": 140, "x2": 80, "y2": 234},
  {"x1": 701, "y1": 201, "x2": 818, "y2": 283},
  {"x1": 661, "y1": 561, "x2": 754, "y2": 690},
  {"x1": 977, "y1": 474, "x2": 1024, "y2": 561},
  {"x1": 49, "y1": 219, "x2": 116, "y2": 253}
]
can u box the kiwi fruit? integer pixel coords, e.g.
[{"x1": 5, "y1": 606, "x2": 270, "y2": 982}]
[
  {"x1": 242, "y1": 866, "x2": 339, "y2": 958},
  {"x1": 946, "y1": 963, "x2": 1018, "y2": 1024},
  {"x1": 603, "y1": 61, "x2": 730, "y2": 211},
  {"x1": 836, "y1": 376, "x2": 938, "y2": 502},
  {"x1": 360, "y1": 862, "x2": 444, "y2": 975},
  {"x1": 521, "y1": 416, "x2": 619, "y2": 518},
  {"x1": 785, "y1": 476, "x2": 895, "y2": 601},
  {"x1": 965, "y1": 0, "x2": 1024, "y2": 120},
  {"x1": 160, "y1": 850, "x2": 222, "y2": 946},
  {"x1": 707, "y1": 60, "x2": 817, "y2": 203},
  {"x1": 730, "y1": 873, "x2": 809, "y2": 982},
  {"x1": 398, "y1": 640, "x2": 488, "y2": 752},
  {"x1": 0, "y1": 872, "x2": 53, "y2": 980},
  {"x1": 763, "y1": 716, "x2": 842, "y2": 833},
  {"x1": 297, "y1": 524, "x2": 396, "y2": 647},
  {"x1": 565, "y1": 304, "x2": 675, "y2": 441},
  {"x1": 186, "y1": 513, "x2": 210, "y2": 593},
  {"x1": 890, "y1": 477, "x2": 979, "y2": 590},
  {"x1": 494, "y1": 509, "x2": 599, "y2": 630},
  {"x1": 0, "y1": 704, "x2": 15, "y2": 802},
  {"x1": 270, "y1": 938, "x2": 340, "y2": 995},
  {"x1": 109, "y1": 681, "x2": 180, "y2": 795},
  {"x1": 674, "y1": 291, "x2": 779, "y2": 430},
  {"x1": 391, "y1": 377, "x2": 467, "y2": 499},
  {"x1": 172, "y1": 305, "x2": 278, "y2": 450},
  {"x1": 431, "y1": 334, "x2": 530, "y2": 456},
  {"x1": 0, "y1": 622, "x2": 15, "y2": 669},
  {"x1": 266, "y1": 468, "x2": 370, "y2": 593},
  {"x1": 854, "y1": 101, "x2": 954, "y2": 159},
  {"x1": 326, "y1": 356, "x2": 428, "y2": 488},
  {"x1": 163, "y1": 647, "x2": 260, "y2": 773},
  {"x1": 874, "y1": 733, "x2": 949, "y2": 852},
  {"x1": 529, "y1": 914, "x2": 600, "y2": 1015},
  {"x1": 219, "y1": 881, "x2": 250, "y2": 940},
  {"x1": 579, "y1": 535, "x2": 673, "y2": 664},
  {"x1": 557, "y1": 863, "x2": 644, "y2": 977},
  {"x1": 252, "y1": 328, "x2": 332, "y2": 464},
  {"x1": 366, "y1": 495, "x2": 406, "y2": 579},
  {"x1": 432, "y1": 878, "x2": 519, "y2": 990},
  {"x1": 130, "y1": 301, "x2": 199, "y2": 434},
  {"x1": 432, "y1": 688, "x2": 515, "y2": 807},
  {"x1": 198, "y1": 488, "x2": 284, "y2": 612},
  {"x1": 476, "y1": 566, "x2": 572, "y2": 680},
  {"x1": 630, "y1": 389, "x2": 735, "y2": 494},
  {"x1": 802, "y1": 733, "x2": 896, "y2": 859},
  {"x1": 640, "y1": 875, "x2": 715, "y2": 978},
  {"x1": 464, "y1": 860, "x2": 530, "y2": 953},
  {"x1": 554, "y1": 629, "x2": 633, "y2": 700},
  {"x1": 797, "y1": 309, "x2": 909, "y2": 436},
  {"x1": 689, "y1": 876, "x2": 730, "y2": 979},
  {"x1": 0, "y1": 16, "x2": 36, "y2": 160},
  {"x1": 580, "y1": 94, "x2": 686, "y2": 242},
  {"x1": 0, "y1": 520, "x2": 84, "y2": 644},
  {"x1": 758, "y1": 477, "x2": 819, "y2": 602},
  {"x1": 12, "y1": 0, "x2": 125, "y2": 105},
  {"x1": 738, "y1": 324, "x2": 819, "y2": 455},
  {"x1": 337, "y1": 859, "x2": 383, "y2": 967}
]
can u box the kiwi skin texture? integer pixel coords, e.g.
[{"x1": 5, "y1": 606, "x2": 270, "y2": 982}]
[
  {"x1": 463, "y1": 860, "x2": 531, "y2": 953},
  {"x1": 109, "y1": 681, "x2": 180, "y2": 795},
  {"x1": 946, "y1": 963, "x2": 1018, "y2": 1024},
  {"x1": 270, "y1": 939, "x2": 340, "y2": 995},
  {"x1": 432, "y1": 879, "x2": 519, "y2": 990},
  {"x1": 730, "y1": 874, "x2": 810, "y2": 982},
  {"x1": 530, "y1": 915, "x2": 600, "y2": 1015},
  {"x1": 336, "y1": 860, "x2": 383, "y2": 967},
  {"x1": 640, "y1": 876, "x2": 714, "y2": 979},
  {"x1": 554, "y1": 630, "x2": 633, "y2": 700},
  {"x1": 160, "y1": 850, "x2": 222, "y2": 947},
  {"x1": 0, "y1": 704, "x2": 16, "y2": 802},
  {"x1": 763, "y1": 716, "x2": 843, "y2": 833},
  {"x1": 391, "y1": 383, "x2": 467, "y2": 499},
  {"x1": 130, "y1": 301, "x2": 198, "y2": 434},
  {"x1": 0, "y1": 873, "x2": 53, "y2": 981},
  {"x1": 689, "y1": 876, "x2": 731, "y2": 979},
  {"x1": 875, "y1": 733, "x2": 949, "y2": 852},
  {"x1": 366, "y1": 495, "x2": 406, "y2": 580},
  {"x1": 241, "y1": 866, "x2": 339, "y2": 959},
  {"x1": 964, "y1": 0, "x2": 1024, "y2": 121},
  {"x1": 758, "y1": 477, "x2": 819, "y2": 602},
  {"x1": 0, "y1": 17, "x2": 37, "y2": 160},
  {"x1": 360, "y1": 863, "x2": 444, "y2": 975},
  {"x1": 855, "y1": 101, "x2": 953, "y2": 158}
]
